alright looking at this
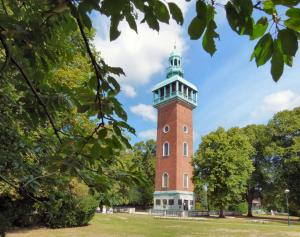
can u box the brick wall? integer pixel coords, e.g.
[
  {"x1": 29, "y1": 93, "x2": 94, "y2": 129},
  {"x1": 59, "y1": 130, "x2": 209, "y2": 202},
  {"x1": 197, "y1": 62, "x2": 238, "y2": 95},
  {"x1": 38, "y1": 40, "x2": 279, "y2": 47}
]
[{"x1": 155, "y1": 100, "x2": 194, "y2": 192}]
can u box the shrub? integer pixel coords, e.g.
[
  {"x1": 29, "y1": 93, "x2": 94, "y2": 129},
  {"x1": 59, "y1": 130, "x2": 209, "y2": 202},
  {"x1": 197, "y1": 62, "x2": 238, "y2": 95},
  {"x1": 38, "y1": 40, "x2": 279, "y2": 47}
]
[
  {"x1": 229, "y1": 202, "x2": 248, "y2": 214},
  {"x1": 0, "y1": 196, "x2": 41, "y2": 230},
  {"x1": 195, "y1": 202, "x2": 207, "y2": 211},
  {"x1": 42, "y1": 194, "x2": 98, "y2": 228}
]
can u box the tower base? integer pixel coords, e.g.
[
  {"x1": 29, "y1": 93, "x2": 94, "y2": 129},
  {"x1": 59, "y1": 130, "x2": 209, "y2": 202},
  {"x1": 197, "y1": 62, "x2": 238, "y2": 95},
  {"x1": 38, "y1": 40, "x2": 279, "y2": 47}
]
[{"x1": 153, "y1": 190, "x2": 194, "y2": 211}]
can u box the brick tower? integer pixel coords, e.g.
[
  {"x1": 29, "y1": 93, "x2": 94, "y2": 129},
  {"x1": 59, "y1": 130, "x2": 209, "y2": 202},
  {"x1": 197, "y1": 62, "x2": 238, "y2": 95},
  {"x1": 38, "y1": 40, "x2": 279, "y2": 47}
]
[{"x1": 152, "y1": 47, "x2": 198, "y2": 211}]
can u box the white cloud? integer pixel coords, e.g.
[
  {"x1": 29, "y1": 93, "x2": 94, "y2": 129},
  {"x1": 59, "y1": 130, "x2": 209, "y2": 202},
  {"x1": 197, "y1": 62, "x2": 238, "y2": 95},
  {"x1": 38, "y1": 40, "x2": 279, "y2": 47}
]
[
  {"x1": 251, "y1": 90, "x2": 300, "y2": 118},
  {"x1": 138, "y1": 129, "x2": 157, "y2": 140},
  {"x1": 130, "y1": 104, "x2": 157, "y2": 122},
  {"x1": 92, "y1": 0, "x2": 191, "y2": 97},
  {"x1": 122, "y1": 84, "x2": 137, "y2": 97}
]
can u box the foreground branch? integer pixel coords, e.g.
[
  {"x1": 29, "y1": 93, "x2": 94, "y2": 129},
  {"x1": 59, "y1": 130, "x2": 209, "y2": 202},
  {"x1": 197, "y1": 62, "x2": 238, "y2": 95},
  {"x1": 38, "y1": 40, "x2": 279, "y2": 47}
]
[
  {"x1": 0, "y1": 33, "x2": 62, "y2": 144},
  {"x1": 69, "y1": 2, "x2": 105, "y2": 126}
]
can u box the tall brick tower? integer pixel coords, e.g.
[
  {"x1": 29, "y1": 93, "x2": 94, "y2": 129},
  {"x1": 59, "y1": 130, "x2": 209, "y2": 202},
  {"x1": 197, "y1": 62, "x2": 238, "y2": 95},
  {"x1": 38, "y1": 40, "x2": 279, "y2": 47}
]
[{"x1": 152, "y1": 47, "x2": 197, "y2": 211}]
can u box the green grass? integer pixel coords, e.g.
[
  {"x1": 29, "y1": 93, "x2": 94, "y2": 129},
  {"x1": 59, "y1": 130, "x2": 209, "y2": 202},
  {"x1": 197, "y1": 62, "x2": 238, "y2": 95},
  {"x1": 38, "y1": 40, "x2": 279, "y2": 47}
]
[{"x1": 8, "y1": 214, "x2": 300, "y2": 237}]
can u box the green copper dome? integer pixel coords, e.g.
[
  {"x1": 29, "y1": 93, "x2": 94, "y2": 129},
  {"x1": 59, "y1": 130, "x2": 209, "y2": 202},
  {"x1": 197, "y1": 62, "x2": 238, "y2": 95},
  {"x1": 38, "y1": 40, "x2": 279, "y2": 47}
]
[{"x1": 167, "y1": 47, "x2": 184, "y2": 78}]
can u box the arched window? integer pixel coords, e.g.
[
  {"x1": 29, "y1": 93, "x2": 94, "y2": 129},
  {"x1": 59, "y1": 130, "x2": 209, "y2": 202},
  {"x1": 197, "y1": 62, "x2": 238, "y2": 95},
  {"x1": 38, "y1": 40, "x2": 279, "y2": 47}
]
[
  {"x1": 163, "y1": 142, "x2": 169, "y2": 156},
  {"x1": 183, "y1": 174, "x2": 188, "y2": 189},
  {"x1": 162, "y1": 172, "x2": 169, "y2": 188},
  {"x1": 174, "y1": 59, "x2": 177, "y2": 66}
]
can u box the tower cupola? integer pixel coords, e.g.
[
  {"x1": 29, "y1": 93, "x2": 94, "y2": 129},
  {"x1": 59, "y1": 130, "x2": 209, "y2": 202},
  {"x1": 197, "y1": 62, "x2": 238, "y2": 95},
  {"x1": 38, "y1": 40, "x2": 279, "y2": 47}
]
[
  {"x1": 167, "y1": 46, "x2": 184, "y2": 78},
  {"x1": 152, "y1": 47, "x2": 198, "y2": 109}
]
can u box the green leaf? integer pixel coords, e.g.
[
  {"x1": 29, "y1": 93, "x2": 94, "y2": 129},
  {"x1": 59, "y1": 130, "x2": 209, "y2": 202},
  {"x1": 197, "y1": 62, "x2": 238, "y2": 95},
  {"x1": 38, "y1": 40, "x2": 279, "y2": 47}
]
[
  {"x1": 285, "y1": 18, "x2": 300, "y2": 31},
  {"x1": 263, "y1": 0, "x2": 276, "y2": 15},
  {"x1": 132, "y1": 0, "x2": 144, "y2": 11},
  {"x1": 168, "y1": 2, "x2": 183, "y2": 25},
  {"x1": 111, "y1": 98, "x2": 127, "y2": 121},
  {"x1": 78, "y1": 1, "x2": 96, "y2": 13},
  {"x1": 98, "y1": 127, "x2": 108, "y2": 138},
  {"x1": 206, "y1": 5, "x2": 215, "y2": 22},
  {"x1": 225, "y1": 2, "x2": 239, "y2": 33},
  {"x1": 103, "y1": 62, "x2": 125, "y2": 76},
  {"x1": 100, "y1": 0, "x2": 125, "y2": 16},
  {"x1": 125, "y1": 14, "x2": 138, "y2": 33},
  {"x1": 271, "y1": 41, "x2": 284, "y2": 82},
  {"x1": 278, "y1": 29, "x2": 298, "y2": 56},
  {"x1": 272, "y1": 0, "x2": 300, "y2": 7},
  {"x1": 110, "y1": 15, "x2": 122, "y2": 41},
  {"x1": 251, "y1": 33, "x2": 274, "y2": 67},
  {"x1": 91, "y1": 140, "x2": 101, "y2": 158},
  {"x1": 116, "y1": 121, "x2": 136, "y2": 134},
  {"x1": 188, "y1": 17, "x2": 207, "y2": 40},
  {"x1": 107, "y1": 76, "x2": 121, "y2": 94},
  {"x1": 153, "y1": 1, "x2": 170, "y2": 24},
  {"x1": 79, "y1": 12, "x2": 92, "y2": 29},
  {"x1": 251, "y1": 17, "x2": 268, "y2": 40},
  {"x1": 225, "y1": 1, "x2": 253, "y2": 35},
  {"x1": 285, "y1": 8, "x2": 300, "y2": 31},
  {"x1": 240, "y1": 0, "x2": 253, "y2": 15},
  {"x1": 283, "y1": 55, "x2": 293, "y2": 67},
  {"x1": 196, "y1": 0, "x2": 207, "y2": 20},
  {"x1": 202, "y1": 20, "x2": 219, "y2": 56},
  {"x1": 141, "y1": 8, "x2": 160, "y2": 31},
  {"x1": 286, "y1": 7, "x2": 300, "y2": 19}
]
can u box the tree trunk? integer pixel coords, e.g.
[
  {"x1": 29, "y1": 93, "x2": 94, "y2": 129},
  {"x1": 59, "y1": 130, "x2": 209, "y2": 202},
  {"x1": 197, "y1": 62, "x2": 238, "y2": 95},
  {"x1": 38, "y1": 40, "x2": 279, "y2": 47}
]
[
  {"x1": 246, "y1": 188, "x2": 254, "y2": 217},
  {"x1": 219, "y1": 209, "x2": 225, "y2": 218},
  {"x1": 247, "y1": 199, "x2": 253, "y2": 217}
]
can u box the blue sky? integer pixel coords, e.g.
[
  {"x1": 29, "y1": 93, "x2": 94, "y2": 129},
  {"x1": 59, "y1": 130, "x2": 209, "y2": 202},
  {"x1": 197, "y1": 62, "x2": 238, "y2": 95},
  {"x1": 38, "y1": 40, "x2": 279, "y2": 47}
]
[{"x1": 92, "y1": 1, "x2": 300, "y2": 149}]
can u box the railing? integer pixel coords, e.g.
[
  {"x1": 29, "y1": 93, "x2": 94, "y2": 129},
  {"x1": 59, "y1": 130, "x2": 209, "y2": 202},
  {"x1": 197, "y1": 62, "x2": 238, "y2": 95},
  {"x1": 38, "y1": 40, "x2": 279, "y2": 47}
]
[
  {"x1": 150, "y1": 210, "x2": 183, "y2": 217},
  {"x1": 150, "y1": 210, "x2": 241, "y2": 217},
  {"x1": 153, "y1": 90, "x2": 197, "y2": 106}
]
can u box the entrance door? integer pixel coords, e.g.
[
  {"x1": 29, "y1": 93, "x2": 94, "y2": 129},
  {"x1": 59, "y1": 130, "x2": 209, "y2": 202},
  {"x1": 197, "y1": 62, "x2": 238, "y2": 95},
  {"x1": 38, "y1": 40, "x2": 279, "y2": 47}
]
[{"x1": 183, "y1": 200, "x2": 189, "y2": 210}]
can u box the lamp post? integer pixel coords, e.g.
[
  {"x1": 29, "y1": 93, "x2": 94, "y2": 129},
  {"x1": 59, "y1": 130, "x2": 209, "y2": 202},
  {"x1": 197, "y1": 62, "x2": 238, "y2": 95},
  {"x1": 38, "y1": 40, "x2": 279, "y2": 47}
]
[{"x1": 284, "y1": 189, "x2": 290, "y2": 226}]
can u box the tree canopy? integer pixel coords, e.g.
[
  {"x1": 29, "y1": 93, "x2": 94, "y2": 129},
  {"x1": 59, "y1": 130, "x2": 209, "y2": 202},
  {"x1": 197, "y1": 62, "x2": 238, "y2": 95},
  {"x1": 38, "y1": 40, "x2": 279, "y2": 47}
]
[
  {"x1": 193, "y1": 107, "x2": 300, "y2": 217},
  {"x1": 242, "y1": 124, "x2": 271, "y2": 217},
  {"x1": 193, "y1": 127, "x2": 254, "y2": 217}
]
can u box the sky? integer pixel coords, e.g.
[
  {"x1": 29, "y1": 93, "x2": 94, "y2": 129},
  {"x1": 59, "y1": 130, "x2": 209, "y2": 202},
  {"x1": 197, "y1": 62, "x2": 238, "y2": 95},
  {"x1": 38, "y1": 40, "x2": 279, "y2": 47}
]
[{"x1": 92, "y1": 1, "x2": 300, "y2": 149}]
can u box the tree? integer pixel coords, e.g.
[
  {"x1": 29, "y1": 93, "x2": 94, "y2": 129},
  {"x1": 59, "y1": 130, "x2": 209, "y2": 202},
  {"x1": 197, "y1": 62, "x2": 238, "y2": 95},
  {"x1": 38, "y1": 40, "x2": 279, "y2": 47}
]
[
  {"x1": 0, "y1": 0, "x2": 176, "y2": 209},
  {"x1": 131, "y1": 140, "x2": 156, "y2": 207},
  {"x1": 267, "y1": 107, "x2": 300, "y2": 215},
  {"x1": 193, "y1": 127, "x2": 254, "y2": 218},
  {"x1": 242, "y1": 124, "x2": 271, "y2": 217},
  {"x1": 91, "y1": 139, "x2": 156, "y2": 208}
]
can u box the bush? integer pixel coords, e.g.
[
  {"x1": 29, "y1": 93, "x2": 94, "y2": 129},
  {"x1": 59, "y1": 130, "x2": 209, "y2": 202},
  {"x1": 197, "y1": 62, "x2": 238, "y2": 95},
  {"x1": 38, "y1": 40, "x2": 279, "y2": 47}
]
[
  {"x1": 195, "y1": 202, "x2": 207, "y2": 211},
  {"x1": 42, "y1": 194, "x2": 98, "y2": 228},
  {"x1": 229, "y1": 202, "x2": 248, "y2": 214},
  {"x1": 0, "y1": 196, "x2": 41, "y2": 230},
  {"x1": 290, "y1": 209, "x2": 300, "y2": 217}
]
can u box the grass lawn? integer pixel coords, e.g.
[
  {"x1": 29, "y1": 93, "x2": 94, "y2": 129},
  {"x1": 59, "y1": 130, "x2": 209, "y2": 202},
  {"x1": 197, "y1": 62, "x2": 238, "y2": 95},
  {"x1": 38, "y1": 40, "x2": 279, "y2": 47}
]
[{"x1": 7, "y1": 213, "x2": 300, "y2": 237}]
